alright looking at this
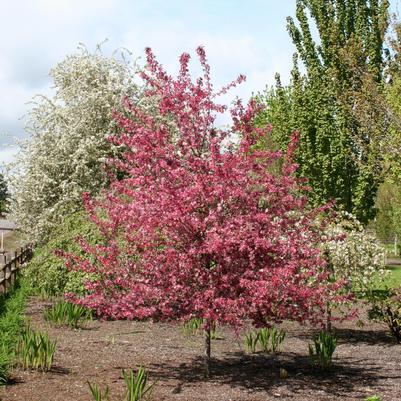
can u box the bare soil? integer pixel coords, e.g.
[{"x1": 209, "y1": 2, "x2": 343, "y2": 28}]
[{"x1": 0, "y1": 298, "x2": 400, "y2": 401}]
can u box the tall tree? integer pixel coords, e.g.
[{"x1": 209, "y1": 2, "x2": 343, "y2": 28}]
[
  {"x1": 8, "y1": 46, "x2": 142, "y2": 242},
  {"x1": 257, "y1": 0, "x2": 390, "y2": 223}
]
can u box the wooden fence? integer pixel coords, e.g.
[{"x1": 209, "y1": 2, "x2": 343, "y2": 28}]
[{"x1": 0, "y1": 244, "x2": 34, "y2": 295}]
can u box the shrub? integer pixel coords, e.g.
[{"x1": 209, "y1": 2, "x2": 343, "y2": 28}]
[
  {"x1": 368, "y1": 287, "x2": 401, "y2": 343},
  {"x1": 309, "y1": 331, "x2": 337, "y2": 369},
  {"x1": 23, "y1": 211, "x2": 101, "y2": 297},
  {"x1": 44, "y1": 300, "x2": 92, "y2": 328},
  {"x1": 323, "y1": 212, "x2": 387, "y2": 297}
]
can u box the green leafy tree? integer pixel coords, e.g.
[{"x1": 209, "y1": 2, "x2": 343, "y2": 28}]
[{"x1": 257, "y1": 0, "x2": 390, "y2": 223}]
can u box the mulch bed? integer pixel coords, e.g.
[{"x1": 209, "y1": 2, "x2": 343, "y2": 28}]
[{"x1": 0, "y1": 298, "x2": 400, "y2": 401}]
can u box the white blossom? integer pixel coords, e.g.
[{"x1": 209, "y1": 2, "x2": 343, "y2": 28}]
[{"x1": 7, "y1": 45, "x2": 142, "y2": 242}]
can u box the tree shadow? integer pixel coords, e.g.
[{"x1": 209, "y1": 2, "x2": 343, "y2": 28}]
[
  {"x1": 147, "y1": 351, "x2": 396, "y2": 397},
  {"x1": 334, "y1": 328, "x2": 396, "y2": 346},
  {"x1": 293, "y1": 326, "x2": 395, "y2": 346}
]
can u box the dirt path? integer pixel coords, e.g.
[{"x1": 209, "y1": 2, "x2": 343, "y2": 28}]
[{"x1": 0, "y1": 298, "x2": 400, "y2": 401}]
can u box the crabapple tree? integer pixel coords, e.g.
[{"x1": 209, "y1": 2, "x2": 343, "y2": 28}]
[{"x1": 65, "y1": 47, "x2": 343, "y2": 376}]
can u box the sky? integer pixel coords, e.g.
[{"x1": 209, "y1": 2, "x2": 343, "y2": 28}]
[
  {"x1": 1, "y1": 1, "x2": 397, "y2": 166},
  {"x1": 0, "y1": 0, "x2": 299, "y2": 166}
]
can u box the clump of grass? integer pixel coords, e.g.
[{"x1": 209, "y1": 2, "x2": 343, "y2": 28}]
[
  {"x1": 122, "y1": 367, "x2": 154, "y2": 401},
  {"x1": 182, "y1": 317, "x2": 203, "y2": 336},
  {"x1": 244, "y1": 326, "x2": 286, "y2": 353},
  {"x1": 309, "y1": 331, "x2": 337, "y2": 370},
  {"x1": 244, "y1": 331, "x2": 259, "y2": 353},
  {"x1": 44, "y1": 300, "x2": 92, "y2": 328},
  {"x1": 0, "y1": 348, "x2": 10, "y2": 384},
  {"x1": 88, "y1": 382, "x2": 110, "y2": 401},
  {"x1": 88, "y1": 367, "x2": 154, "y2": 401},
  {"x1": 18, "y1": 327, "x2": 56, "y2": 371},
  {"x1": 182, "y1": 318, "x2": 217, "y2": 338}
]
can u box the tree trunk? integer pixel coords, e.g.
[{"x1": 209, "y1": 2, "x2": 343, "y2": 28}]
[
  {"x1": 326, "y1": 302, "x2": 332, "y2": 332},
  {"x1": 204, "y1": 326, "x2": 211, "y2": 378}
]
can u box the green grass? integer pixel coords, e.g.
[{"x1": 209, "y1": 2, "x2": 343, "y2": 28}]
[
  {"x1": 382, "y1": 265, "x2": 401, "y2": 288},
  {"x1": 0, "y1": 279, "x2": 28, "y2": 383},
  {"x1": 44, "y1": 300, "x2": 92, "y2": 328}
]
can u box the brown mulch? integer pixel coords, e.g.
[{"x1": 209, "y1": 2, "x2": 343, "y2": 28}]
[{"x1": 0, "y1": 298, "x2": 400, "y2": 401}]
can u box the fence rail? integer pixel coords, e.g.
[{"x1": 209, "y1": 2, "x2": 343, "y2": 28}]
[{"x1": 0, "y1": 244, "x2": 34, "y2": 294}]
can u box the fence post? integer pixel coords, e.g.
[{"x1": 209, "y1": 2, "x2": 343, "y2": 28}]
[{"x1": 4, "y1": 254, "x2": 10, "y2": 292}]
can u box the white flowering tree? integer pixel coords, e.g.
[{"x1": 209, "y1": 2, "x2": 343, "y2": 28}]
[
  {"x1": 8, "y1": 45, "x2": 143, "y2": 242},
  {"x1": 324, "y1": 212, "x2": 387, "y2": 297}
]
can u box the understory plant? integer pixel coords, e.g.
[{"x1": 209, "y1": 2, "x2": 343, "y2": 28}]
[
  {"x1": 323, "y1": 212, "x2": 387, "y2": 297},
  {"x1": 244, "y1": 326, "x2": 286, "y2": 353},
  {"x1": 182, "y1": 318, "x2": 217, "y2": 338},
  {"x1": 23, "y1": 211, "x2": 101, "y2": 297},
  {"x1": 309, "y1": 331, "x2": 337, "y2": 369},
  {"x1": 44, "y1": 300, "x2": 92, "y2": 328},
  {"x1": 18, "y1": 327, "x2": 56, "y2": 371},
  {"x1": 64, "y1": 46, "x2": 345, "y2": 377},
  {"x1": 368, "y1": 287, "x2": 401, "y2": 343},
  {"x1": 88, "y1": 367, "x2": 154, "y2": 401}
]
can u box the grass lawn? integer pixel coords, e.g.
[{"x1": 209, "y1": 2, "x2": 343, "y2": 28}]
[{"x1": 383, "y1": 264, "x2": 401, "y2": 288}]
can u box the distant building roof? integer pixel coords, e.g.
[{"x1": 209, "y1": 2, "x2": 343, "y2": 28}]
[{"x1": 0, "y1": 220, "x2": 17, "y2": 231}]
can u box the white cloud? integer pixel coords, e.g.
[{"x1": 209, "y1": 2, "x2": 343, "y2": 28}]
[{"x1": 0, "y1": 0, "x2": 295, "y2": 163}]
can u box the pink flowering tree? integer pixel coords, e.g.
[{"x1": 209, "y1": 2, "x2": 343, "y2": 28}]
[{"x1": 64, "y1": 47, "x2": 343, "y2": 377}]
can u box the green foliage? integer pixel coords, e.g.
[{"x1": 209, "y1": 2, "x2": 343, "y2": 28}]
[
  {"x1": 88, "y1": 368, "x2": 154, "y2": 401},
  {"x1": 365, "y1": 396, "x2": 382, "y2": 401},
  {"x1": 18, "y1": 327, "x2": 56, "y2": 371},
  {"x1": 89, "y1": 382, "x2": 110, "y2": 401},
  {"x1": 182, "y1": 318, "x2": 217, "y2": 339},
  {"x1": 244, "y1": 331, "x2": 259, "y2": 353},
  {"x1": 309, "y1": 331, "x2": 337, "y2": 369},
  {"x1": 122, "y1": 368, "x2": 154, "y2": 401},
  {"x1": 182, "y1": 317, "x2": 203, "y2": 336},
  {"x1": 257, "y1": 0, "x2": 390, "y2": 223},
  {"x1": 368, "y1": 287, "x2": 401, "y2": 343},
  {"x1": 0, "y1": 280, "x2": 28, "y2": 383},
  {"x1": 23, "y1": 210, "x2": 102, "y2": 297},
  {"x1": 373, "y1": 180, "x2": 401, "y2": 247},
  {"x1": 0, "y1": 350, "x2": 10, "y2": 384},
  {"x1": 44, "y1": 300, "x2": 92, "y2": 328},
  {"x1": 244, "y1": 326, "x2": 286, "y2": 353}
]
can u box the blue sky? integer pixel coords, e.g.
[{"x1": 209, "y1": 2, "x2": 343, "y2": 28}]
[{"x1": 0, "y1": 0, "x2": 396, "y2": 165}]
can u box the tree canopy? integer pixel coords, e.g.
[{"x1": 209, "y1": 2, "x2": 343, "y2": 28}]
[{"x1": 256, "y1": 0, "x2": 390, "y2": 223}]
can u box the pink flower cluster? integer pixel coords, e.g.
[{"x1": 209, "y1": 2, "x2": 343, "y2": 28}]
[{"x1": 64, "y1": 47, "x2": 343, "y2": 328}]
